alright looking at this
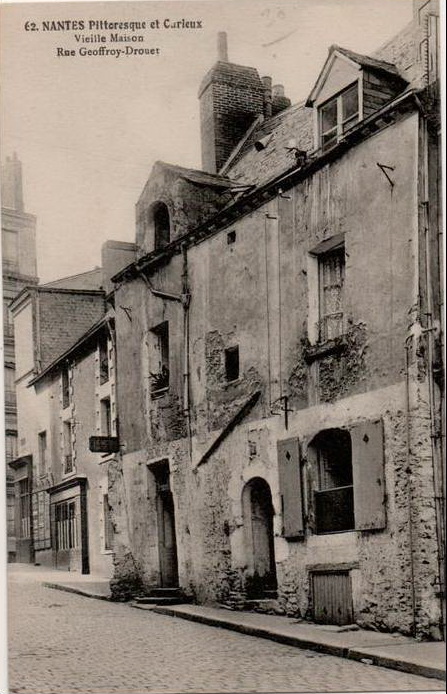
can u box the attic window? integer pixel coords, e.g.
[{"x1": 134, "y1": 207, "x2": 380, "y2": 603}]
[
  {"x1": 320, "y1": 83, "x2": 359, "y2": 151},
  {"x1": 227, "y1": 230, "x2": 236, "y2": 245}
]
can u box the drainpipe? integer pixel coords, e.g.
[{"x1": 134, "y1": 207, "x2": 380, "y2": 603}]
[
  {"x1": 419, "y1": 109, "x2": 445, "y2": 637},
  {"x1": 408, "y1": 94, "x2": 445, "y2": 637},
  {"x1": 404, "y1": 331, "x2": 418, "y2": 637},
  {"x1": 181, "y1": 243, "x2": 193, "y2": 462}
]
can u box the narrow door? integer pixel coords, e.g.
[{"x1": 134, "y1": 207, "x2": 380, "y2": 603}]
[
  {"x1": 245, "y1": 478, "x2": 277, "y2": 597},
  {"x1": 154, "y1": 465, "x2": 179, "y2": 587}
]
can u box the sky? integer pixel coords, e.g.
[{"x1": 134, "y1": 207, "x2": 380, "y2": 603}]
[{"x1": 0, "y1": 0, "x2": 414, "y2": 283}]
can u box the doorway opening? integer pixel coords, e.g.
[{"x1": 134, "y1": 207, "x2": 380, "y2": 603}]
[
  {"x1": 242, "y1": 477, "x2": 277, "y2": 598},
  {"x1": 150, "y1": 461, "x2": 179, "y2": 588}
]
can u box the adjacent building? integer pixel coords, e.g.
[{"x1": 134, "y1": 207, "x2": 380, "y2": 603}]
[
  {"x1": 9, "y1": 242, "x2": 135, "y2": 574},
  {"x1": 1, "y1": 154, "x2": 38, "y2": 561},
  {"x1": 109, "y1": 0, "x2": 444, "y2": 639}
]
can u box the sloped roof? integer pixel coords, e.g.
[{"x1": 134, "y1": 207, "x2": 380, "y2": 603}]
[
  {"x1": 225, "y1": 102, "x2": 313, "y2": 186},
  {"x1": 332, "y1": 45, "x2": 404, "y2": 77},
  {"x1": 42, "y1": 267, "x2": 103, "y2": 290},
  {"x1": 153, "y1": 161, "x2": 235, "y2": 189},
  {"x1": 306, "y1": 44, "x2": 407, "y2": 106}
]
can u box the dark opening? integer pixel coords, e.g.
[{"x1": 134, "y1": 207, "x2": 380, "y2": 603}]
[
  {"x1": 312, "y1": 429, "x2": 354, "y2": 534},
  {"x1": 225, "y1": 346, "x2": 239, "y2": 382},
  {"x1": 153, "y1": 202, "x2": 171, "y2": 250},
  {"x1": 62, "y1": 368, "x2": 70, "y2": 409},
  {"x1": 99, "y1": 336, "x2": 109, "y2": 384},
  {"x1": 150, "y1": 321, "x2": 170, "y2": 394},
  {"x1": 227, "y1": 230, "x2": 236, "y2": 245}
]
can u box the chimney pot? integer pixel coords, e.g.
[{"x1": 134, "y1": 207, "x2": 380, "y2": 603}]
[
  {"x1": 217, "y1": 32, "x2": 228, "y2": 62},
  {"x1": 273, "y1": 84, "x2": 285, "y2": 98}
]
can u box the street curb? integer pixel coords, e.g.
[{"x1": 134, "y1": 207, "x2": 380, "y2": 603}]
[
  {"x1": 43, "y1": 582, "x2": 112, "y2": 602},
  {"x1": 347, "y1": 648, "x2": 446, "y2": 681},
  {"x1": 152, "y1": 606, "x2": 446, "y2": 682}
]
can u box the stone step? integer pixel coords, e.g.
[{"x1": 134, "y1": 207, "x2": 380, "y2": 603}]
[{"x1": 133, "y1": 596, "x2": 189, "y2": 606}]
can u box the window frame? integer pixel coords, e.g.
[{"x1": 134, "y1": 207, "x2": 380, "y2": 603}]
[
  {"x1": 38, "y1": 430, "x2": 47, "y2": 477},
  {"x1": 63, "y1": 420, "x2": 74, "y2": 474},
  {"x1": 150, "y1": 321, "x2": 170, "y2": 396},
  {"x1": 99, "y1": 336, "x2": 109, "y2": 385},
  {"x1": 100, "y1": 397, "x2": 112, "y2": 437},
  {"x1": 61, "y1": 367, "x2": 70, "y2": 409},
  {"x1": 319, "y1": 81, "x2": 360, "y2": 151},
  {"x1": 318, "y1": 245, "x2": 346, "y2": 342},
  {"x1": 311, "y1": 429, "x2": 355, "y2": 535}
]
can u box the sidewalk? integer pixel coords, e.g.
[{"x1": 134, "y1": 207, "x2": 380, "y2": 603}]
[{"x1": 11, "y1": 564, "x2": 445, "y2": 683}]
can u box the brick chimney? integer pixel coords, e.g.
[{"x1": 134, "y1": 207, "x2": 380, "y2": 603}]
[
  {"x1": 1, "y1": 152, "x2": 24, "y2": 212},
  {"x1": 199, "y1": 33, "x2": 265, "y2": 173}
]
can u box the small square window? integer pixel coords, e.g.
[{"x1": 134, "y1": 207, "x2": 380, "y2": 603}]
[
  {"x1": 227, "y1": 230, "x2": 236, "y2": 245},
  {"x1": 225, "y1": 346, "x2": 239, "y2": 382}
]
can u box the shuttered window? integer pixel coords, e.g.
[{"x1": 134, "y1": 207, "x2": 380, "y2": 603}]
[
  {"x1": 351, "y1": 419, "x2": 386, "y2": 530},
  {"x1": 277, "y1": 437, "x2": 304, "y2": 539}
]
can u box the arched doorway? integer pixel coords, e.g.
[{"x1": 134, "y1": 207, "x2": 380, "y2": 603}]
[{"x1": 242, "y1": 478, "x2": 277, "y2": 598}]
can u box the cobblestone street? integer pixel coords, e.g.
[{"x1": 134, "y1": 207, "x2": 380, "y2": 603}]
[{"x1": 6, "y1": 567, "x2": 445, "y2": 694}]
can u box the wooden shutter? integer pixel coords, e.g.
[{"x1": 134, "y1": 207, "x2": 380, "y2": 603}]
[
  {"x1": 351, "y1": 420, "x2": 386, "y2": 531},
  {"x1": 277, "y1": 437, "x2": 304, "y2": 539}
]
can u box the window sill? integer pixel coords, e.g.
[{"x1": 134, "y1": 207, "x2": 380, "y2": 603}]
[{"x1": 304, "y1": 336, "x2": 347, "y2": 363}]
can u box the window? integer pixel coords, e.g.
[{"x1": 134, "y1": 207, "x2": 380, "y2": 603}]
[
  {"x1": 319, "y1": 246, "x2": 345, "y2": 341},
  {"x1": 38, "y1": 431, "x2": 47, "y2": 476},
  {"x1": 227, "y1": 230, "x2": 236, "y2": 245},
  {"x1": 55, "y1": 500, "x2": 77, "y2": 550},
  {"x1": 319, "y1": 83, "x2": 359, "y2": 151},
  {"x1": 99, "y1": 336, "x2": 109, "y2": 384},
  {"x1": 62, "y1": 368, "x2": 70, "y2": 409},
  {"x1": 152, "y1": 202, "x2": 170, "y2": 250},
  {"x1": 63, "y1": 421, "x2": 73, "y2": 474},
  {"x1": 225, "y1": 346, "x2": 239, "y2": 382},
  {"x1": 4, "y1": 365, "x2": 16, "y2": 407},
  {"x1": 3, "y1": 299, "x2": 13, "y2": 337},
  {"x1": 19, "y1": 478, "x2": 30, "y2": 539},
  {"x1": 150, "y1": 321, "x2": 169, "y2": 394},
  {"x1": 312, "y1": 429, "x2": 354, "y2": 534},
  {"x1": 5, "y1": 432, "x2": 18, "y2": 463},
  {"x1": 100, "y1": 398, "x2": 112, "y2": 437},
  {"x1": 34, "y1": 490, "x2": 51, "y2": 550},
  {"x1": 103, "y1": 494, "x2": 113, "y2": 551}
]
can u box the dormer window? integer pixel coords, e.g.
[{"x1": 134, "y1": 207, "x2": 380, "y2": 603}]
[{"x1": 320, "y1": 83, "x2": 359, "y2": 151}]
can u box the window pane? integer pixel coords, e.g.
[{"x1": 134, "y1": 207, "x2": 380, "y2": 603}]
[
  {"x1": 321, "y1": 99, "x2": 337, "y2": 132},
  {"x1": 342, "y1": 86, "x2": 358, "y2": 121}
]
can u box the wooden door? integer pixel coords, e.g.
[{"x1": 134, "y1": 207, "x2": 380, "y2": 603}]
[
  {"x1": 312, "y1": 571, "x2": 353, "y2": 625},
  {"x1": 249, "y1": 479, "x2": 277, "y2": 595},
  {"x1": 157, "y1": 490, "x2": 178, "y2": 587}
]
